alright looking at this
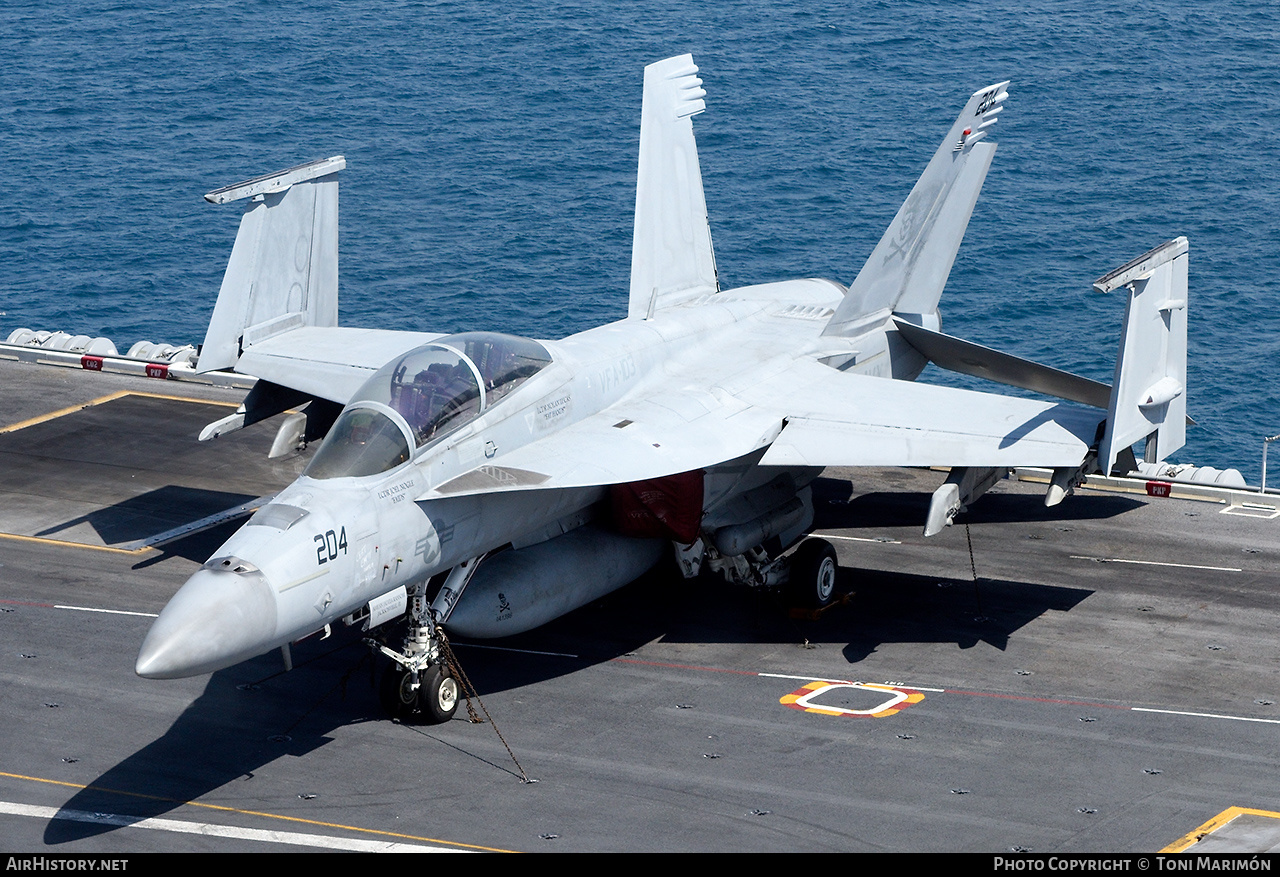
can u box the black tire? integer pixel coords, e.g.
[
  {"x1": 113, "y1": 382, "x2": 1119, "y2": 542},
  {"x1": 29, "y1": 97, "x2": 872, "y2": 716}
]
[
  {"x1": 379, "y1": 664, "x2": 421, "y2": 721},
  {"x1": 422, "y1": 664, "x2": 460, "y2": 723},
  {"x1": 789, "y1": 538, "x2": 839, "y2": 609},
  {"x1": 378, "y1": 663, "x2": 458, "y2": 724}
]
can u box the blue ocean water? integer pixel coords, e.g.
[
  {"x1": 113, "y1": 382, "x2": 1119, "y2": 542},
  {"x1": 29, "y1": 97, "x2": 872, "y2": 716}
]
[{"x1": 2, "y1": 1, "x2": 1278, "y2": 479}]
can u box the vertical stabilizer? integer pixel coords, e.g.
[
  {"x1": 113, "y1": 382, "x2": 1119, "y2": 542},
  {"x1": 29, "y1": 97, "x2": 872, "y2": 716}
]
[
  {"x1": 198, "y1": 156, "x2": 345, "y2": 373},
  {"x1": 824, "y1": 82, "x2": 1008, "y2": 336},
  {"x1": 628, "y1": 55, "x2": 718, "y2": 319},
  {"x1": 1096, "y1": 237, "x2": 1189, "y2": 474}
]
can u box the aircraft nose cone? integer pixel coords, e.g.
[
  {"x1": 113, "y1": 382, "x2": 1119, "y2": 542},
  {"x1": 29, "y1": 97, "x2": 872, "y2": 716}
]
[{"x1": 136, "y1": 566, "x2": 278, "y2": 679}]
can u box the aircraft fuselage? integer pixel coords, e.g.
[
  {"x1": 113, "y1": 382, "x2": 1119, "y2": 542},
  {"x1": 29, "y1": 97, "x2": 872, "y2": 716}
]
[{"x1": 136, "y1": 277, "x2": 927, "y2": 679}]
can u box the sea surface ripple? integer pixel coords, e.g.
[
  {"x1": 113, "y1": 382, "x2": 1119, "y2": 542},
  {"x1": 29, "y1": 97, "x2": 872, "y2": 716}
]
[{"x1": 2, "y1": 0, "x2": 1277, "y2": 478}]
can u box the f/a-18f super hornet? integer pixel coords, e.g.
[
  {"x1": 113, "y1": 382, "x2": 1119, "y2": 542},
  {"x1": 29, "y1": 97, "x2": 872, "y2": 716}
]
[{"x1": 136, "y1": 55, "x2": 1189, "y2": 723}]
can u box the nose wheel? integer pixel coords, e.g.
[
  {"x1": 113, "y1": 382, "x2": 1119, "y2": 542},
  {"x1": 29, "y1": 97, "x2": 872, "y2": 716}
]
[{"x1": 379, "y1": 663, "x2": 459, "y2": 724}]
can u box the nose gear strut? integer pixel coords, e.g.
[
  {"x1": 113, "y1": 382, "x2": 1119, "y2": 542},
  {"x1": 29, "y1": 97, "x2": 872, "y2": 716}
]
[
  {"x1": 366, "y1": 557, "x2": 532, "y2": 781},
  {"x1": 370, "y1": 571, "x2": 458, "y2": 724}
]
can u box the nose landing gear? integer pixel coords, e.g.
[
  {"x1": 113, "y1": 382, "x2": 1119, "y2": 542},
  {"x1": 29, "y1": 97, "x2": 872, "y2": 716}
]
[
  {"x1": 380, "y1": 661, "x2": 459, "y2": 724},
  {"x1": 370, "y1": 577, "x2": 461, "y2": 723}
]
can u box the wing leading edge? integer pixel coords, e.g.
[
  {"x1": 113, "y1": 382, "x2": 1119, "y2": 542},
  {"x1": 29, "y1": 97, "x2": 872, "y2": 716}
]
[
  {"x1": 235, "y1": 326, "x2": 444, "y2": 404},
  {"x1": 424, "y1": 357, "x2": 1101, "y2": 498},
  {"x1": 751, "y1": 361, "x2": 1100, "y2": 468}
]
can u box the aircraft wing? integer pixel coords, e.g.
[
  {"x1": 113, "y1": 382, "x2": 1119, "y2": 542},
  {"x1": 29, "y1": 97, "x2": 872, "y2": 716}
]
[
  {"x1": 429, "y1": 394, "x2": 783, "y2": 496},
  {"x1": 747, "y1": 359, "x2": 1100, "y2": 468},
  {"x1": 235, "y1": 326, "x2": 444, "y2": 404},
  {"x1": 426, "y1": 357, "x2": 1102, "y2": 498}
]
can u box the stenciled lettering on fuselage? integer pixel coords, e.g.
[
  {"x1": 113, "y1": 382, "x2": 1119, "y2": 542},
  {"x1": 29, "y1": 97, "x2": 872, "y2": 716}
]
[
  {"x1": 595, "y1": 354, "x2": 636, "y2": 395},
  {"x1": 377, "y1": 478, "x2": 416, "y2": 505},
  {"x1": 534, "y1": 393, "x2": 573, "y2": 430},
  {"x1": 314, "y1": 527, "x2": 348, "y2": 565},
  {"x1": 355, "y1": 537, "x2": 379, "y2": 588}
]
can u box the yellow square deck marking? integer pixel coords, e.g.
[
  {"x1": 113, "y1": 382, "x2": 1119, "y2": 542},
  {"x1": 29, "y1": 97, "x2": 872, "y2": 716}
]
[
  {"x1": 781, "y1": 681, "x2": 925, "y2": 717},
  {"x1": 1162, "y1": 806, "x2": 1280, "y2": 852}
]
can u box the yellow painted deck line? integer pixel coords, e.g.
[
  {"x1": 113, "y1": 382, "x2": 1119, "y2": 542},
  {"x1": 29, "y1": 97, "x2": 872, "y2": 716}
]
[
  {"x1": 0, "y1": 391, "x2": 244, "y2": 553},
  {"x1": 0, "y1": 770, "x2": 515, "y2": 854},
  {"x1": 0, "y1": 389, "x2": 238, "y2": 435},
  {"x1": 0, "y1": 531, "x2": 150, "y2": 555},
  {"x1": 0, "y1": 801, "x2": 464, "y2": 852},
  {"x1": 1162, "y1": 805, "x2": 1280, "y2": 852},
  {"x1": 0, "y1": 390, "x2": 131, "y2": 433},
  {"x1": 119, "y1": 390, "x2": 241, "y2": 407}
]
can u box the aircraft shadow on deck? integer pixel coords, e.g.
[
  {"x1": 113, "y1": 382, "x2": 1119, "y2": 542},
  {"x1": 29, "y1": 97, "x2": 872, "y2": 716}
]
[
  {"x1": 131, "y1": 517, "x2": 254, "y2": 566},
  {"x1": 45, "y1": 563, "x2": 1092, "y2": 844},
  {"x1": 811, "y1": 480, "x2": 1146, "y2": 531},
  {"x1": 47, "y1": 477, "x2": 1104, "y2": 843},
  {"x1": 34, "y1": 485, "x2": 258, "y2": 548},
  {"x1": 43, "y1": 617, "x2": 618, "y2": 843},
  {"x1": 43, "y1": 652, "x2": 349, "y2": 845},
  {"x1": 832, "y1": 569, "x2": 1092, "y2": 662},
  {"x1": 511, "y1": 563, "x2": 1095, "y2": 662}
]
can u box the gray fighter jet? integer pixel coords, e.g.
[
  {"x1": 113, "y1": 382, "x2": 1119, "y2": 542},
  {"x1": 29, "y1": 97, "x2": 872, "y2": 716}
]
[{"x1": 136, "y1": 56, "x2": 1188, "y2": 724}]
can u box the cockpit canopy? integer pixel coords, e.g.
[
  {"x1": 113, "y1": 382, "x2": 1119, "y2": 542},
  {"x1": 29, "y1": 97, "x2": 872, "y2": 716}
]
[{"x1": 304, "y1": 332, "x2": 552, "y2": 480}]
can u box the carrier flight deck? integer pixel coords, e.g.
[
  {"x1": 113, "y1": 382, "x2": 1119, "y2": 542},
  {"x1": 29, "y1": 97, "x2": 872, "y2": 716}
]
[{"x1": 2, "y1": 358, "x2": 1279, "y2": 854}]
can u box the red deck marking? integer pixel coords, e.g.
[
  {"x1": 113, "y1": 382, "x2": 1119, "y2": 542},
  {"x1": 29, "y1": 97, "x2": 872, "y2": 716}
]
[{"x1": 610, "y1": 657, "x2": 758, "y2": 676}]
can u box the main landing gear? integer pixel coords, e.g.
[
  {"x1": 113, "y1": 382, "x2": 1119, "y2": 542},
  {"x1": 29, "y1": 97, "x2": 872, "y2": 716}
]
[
  {"x1": 788, "y1": 538, "x2": 839, "y2": 610},
  {"x1": 697, "y1": 533, "x2": 842, "y2": 612}
]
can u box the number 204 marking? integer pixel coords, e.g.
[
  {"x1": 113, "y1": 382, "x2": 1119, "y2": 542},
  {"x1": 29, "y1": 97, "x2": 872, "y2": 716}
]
[{"x1": 315, "y1": 527, "x2": 348, "y2": 564}]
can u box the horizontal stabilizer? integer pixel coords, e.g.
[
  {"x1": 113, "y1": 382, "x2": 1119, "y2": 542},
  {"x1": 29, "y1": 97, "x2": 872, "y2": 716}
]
[{"x1": 893, "y1": 317, "x2": 1112, "y2": 409}]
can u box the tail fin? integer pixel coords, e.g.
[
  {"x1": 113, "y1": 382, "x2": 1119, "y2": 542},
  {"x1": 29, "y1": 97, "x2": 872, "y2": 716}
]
[
  {"x1": 824, "y1": 82, "x2": 1008, "y2": 336},
  {"x1": 198, "y1": 156, "x2": 344, "y2": 373},
  {"x1": 628, "y1": 55, "x2": 719, "y2": 319},
  {"x1": 1096, "y1": 237, "x2": 1189, "y2": 474}
]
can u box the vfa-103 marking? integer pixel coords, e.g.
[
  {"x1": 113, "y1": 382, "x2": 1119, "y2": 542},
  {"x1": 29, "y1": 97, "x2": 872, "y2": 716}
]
[{"x1": 135, "y1": 56, "x2": 1189, "y2": 723}]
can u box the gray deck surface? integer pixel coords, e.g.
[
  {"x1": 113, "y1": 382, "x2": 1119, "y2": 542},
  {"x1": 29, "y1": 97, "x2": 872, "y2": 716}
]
[{"x1": 1, "y1": 359, "x2": 1277, "y2": 853}]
